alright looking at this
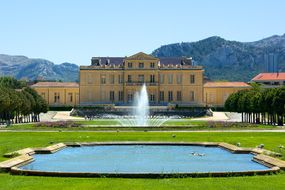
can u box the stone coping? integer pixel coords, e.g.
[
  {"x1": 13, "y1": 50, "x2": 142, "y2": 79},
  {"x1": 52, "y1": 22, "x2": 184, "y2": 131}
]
[
  {"x1": 0, "y1": 143, "x2": 66, "y2": 171},
  {"x1": 0, "y1": 155, "x2": 33, "y2": 171},
  {"x1": 79, "y1": 142, "x2": 219, "y2": 147},
  {"x1": 253, "y1": 154, "x2": 285, "y2": 169},
  {"x1": 1, "y1": 141, "x2": 285, "y2": 178},
  {"x1": 4, "y1": 148, "x2": 35, "y2": 158},
  {"x1": 34, "y1": 143, "x2": 66, "y2": 154}
]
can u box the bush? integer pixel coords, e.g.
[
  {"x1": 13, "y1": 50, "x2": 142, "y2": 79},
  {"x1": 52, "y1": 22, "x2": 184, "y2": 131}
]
[{"x1": 48, "y1": 106, "x2": 73, "y2": 111}]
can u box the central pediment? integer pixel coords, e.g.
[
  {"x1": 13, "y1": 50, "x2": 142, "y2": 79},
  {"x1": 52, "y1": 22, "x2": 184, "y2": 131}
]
[{"x1": 125, "y1": 52, "x2": 158, "y2": 61}]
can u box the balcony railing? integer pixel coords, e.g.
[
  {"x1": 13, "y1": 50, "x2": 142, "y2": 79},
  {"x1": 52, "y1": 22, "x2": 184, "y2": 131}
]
[{"x1": 125, "y1": 81, "x2": 158, "y2": 86}]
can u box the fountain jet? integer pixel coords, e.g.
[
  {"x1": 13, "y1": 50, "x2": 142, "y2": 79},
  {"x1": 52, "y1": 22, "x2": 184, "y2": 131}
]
[
  {"x1": 116, "y1": 84, "x2": 174, "y2": 127},
  {"x1": 133, "y1": 84, "x2": 149, "y2": 126}
]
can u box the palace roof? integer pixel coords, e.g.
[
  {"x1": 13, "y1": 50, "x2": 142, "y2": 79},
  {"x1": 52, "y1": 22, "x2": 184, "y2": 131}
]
[
  {"x1": 204, "y1": 82, "x2": 250, "y2": 88},
  {"x1": 251, "y1": 73, "x2": 285, "y2": 81},
  {"x1": 90, "y1": 52, "x2": 192, "y2": 66},
  {"x1": 31, "y1": 82, "x2": 79, "y2": 88},
  {"x1": 91, "y1": 57, "x2": 189, "y2": 65}
]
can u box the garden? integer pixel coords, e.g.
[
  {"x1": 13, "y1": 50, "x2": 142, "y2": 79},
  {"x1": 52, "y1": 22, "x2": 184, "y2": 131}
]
[{"x1": 1, "y1": 131, "x2": 285, "y2": 190}]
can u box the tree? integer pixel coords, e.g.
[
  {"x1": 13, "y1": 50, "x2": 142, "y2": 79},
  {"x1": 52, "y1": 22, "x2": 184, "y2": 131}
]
[
  {"x1": 272, "y1": 87, "x2": 285, "y2": 126},
  {"x1": 225, "y1": 85, "x2": 285, "y2": 126},
  {"x1": 0, "y1": 77, "x2": 48, "y2": 124},
  {"x1": 0, "y1": 76, "x2": 26, "y2": 89}
]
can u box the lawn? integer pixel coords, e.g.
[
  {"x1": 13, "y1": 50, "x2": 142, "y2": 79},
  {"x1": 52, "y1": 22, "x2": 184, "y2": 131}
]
[
  {"x1": 1, "y1": 172, "x2": 285, "y2": 190},
  {"x1": 1, "y1": 131, "x2": 285, "y2": 190}
]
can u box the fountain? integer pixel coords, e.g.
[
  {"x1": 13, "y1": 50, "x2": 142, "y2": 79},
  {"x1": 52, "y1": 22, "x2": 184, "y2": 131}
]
[
  {"x1": 116, "y1": 84, "x2": 174, "y2": 127},
  {"x1": 133, "y1": 84, "x2": 149, "y2": 126}
]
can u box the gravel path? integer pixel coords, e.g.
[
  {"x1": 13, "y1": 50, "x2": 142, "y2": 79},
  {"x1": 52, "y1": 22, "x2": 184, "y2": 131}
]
[{"x1": 39, "y1": 111, "x2": 84, "y2": 121}]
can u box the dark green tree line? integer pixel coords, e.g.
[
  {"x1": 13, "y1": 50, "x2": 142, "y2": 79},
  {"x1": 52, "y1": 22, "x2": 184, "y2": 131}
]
[
  {"x1": 225, "y1": 85, "x2": 285, "y2": 126},
  {"x1": 0, "y1": 77, "x2": 48, "y2": 125}
]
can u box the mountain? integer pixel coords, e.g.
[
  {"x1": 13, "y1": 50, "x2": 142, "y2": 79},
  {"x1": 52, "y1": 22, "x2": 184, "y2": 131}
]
[
  {"x1": 0, "y1": 54, "x2": 79, "y2": 82},
  {"x1": 152, "y1": 34, "x2": 285, "y2": 81},
  {"x1": 2, "y1": 34, "x2": 285, "y2": 82}
]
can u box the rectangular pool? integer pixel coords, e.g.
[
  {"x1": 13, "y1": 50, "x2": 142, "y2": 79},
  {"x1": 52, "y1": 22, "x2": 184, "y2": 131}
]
[{"x1": 19, "y1": 145, "x2": 269, "y2": 173}]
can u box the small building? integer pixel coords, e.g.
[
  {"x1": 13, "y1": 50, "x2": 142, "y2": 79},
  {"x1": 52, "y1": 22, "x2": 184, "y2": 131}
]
[
  {"x1": 31, "y1": 82, "x2": 79, "y2": 106},
  {"x1": 203, "y1": 82, "x2": 251, "y2": 107},
  {"x1": 251, "y1": 73, "x2": 285, "y2": 87}
]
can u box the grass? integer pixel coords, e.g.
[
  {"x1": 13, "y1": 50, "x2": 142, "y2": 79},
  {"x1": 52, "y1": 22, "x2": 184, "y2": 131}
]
[
  {"x1": 1, "y1": 131, "x2": 285, "y2": 190},
  {"x1": 1, "y1": 173, "x2": 285, "y2": 190}
]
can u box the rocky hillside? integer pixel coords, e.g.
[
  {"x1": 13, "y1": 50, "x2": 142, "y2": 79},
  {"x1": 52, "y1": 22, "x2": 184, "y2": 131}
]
[
  {"x1": 0, "y1": 54, "x2": 79, "y2": 81},
  {"x1": 152, "y1": 34, "x2": 285, "y2": 81},
  {"x1": 1, "y1": 34, "x2": 285, "y2": 82}
]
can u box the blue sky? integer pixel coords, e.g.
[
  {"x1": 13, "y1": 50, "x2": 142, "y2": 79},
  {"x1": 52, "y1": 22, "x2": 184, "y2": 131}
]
[{"x1": 0, "y1": 0, "x2": 285, "y2": 65}]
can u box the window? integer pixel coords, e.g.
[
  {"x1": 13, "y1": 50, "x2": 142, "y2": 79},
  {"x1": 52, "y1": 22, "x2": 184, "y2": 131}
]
[
  {"x1": 176, "y1": 74, "x2": 182, "y2": 84},
  {"x1": 68, "y1": 93, "x2": 73, "y2": 102},
  {"x1": 190, "y1": 74, "x2": 195, "y2": 84},
  {"x1": 127, "y1": 75, "x2": 132, "y2": 83},
  {"x1": 160, "y1": 74, "x2": 164, "y2": 84},
  {"x1": 150, "y1": 94, "x2": 155, "y2": 102},
  {"x1": 41, "y1": 92, "x2": 45, "y2": 99},
  {"x1": 150, "y1": 75, "x2": 155, "y2": 83},
  {"x1": 128, "y1": 62, "x2": 133, "y2": 68},
  {"x1": 138, "y1": 75, "x2": 144, "y2": 83},
  {"x1": 168, "y1": 74, "x2": 173, "y2": 84},
  {"x1": 127, "y1": 93, "x2": 133, "y2": 102},
  {"x1": 177, "y1": 91, "x2": 182, "y2": 101},
  {"x1": 168, "y1": 91, "x2": 173, "y2": 102},
  {"x1": 119, "y1": 91, "x2": 124, "y2": 101},
  {"x1": 150, "y1": 62, "x2": 155, "y2": 68},
  {"x1": 110, "y1": 91, "x2": 115, "y2": 102},
  {"x1": 139, "y1": 62, "x2": 144, "y2": 68},
  {"x1": 159, "y1": 91, "x2": 164, "y2": 101},
  {"x1": 101, "y1": 74, "x2": 106, "y2": 84},
  {"x1": 110, "y1": 74, "x2": 115, "y2": 84},
  {"x1": 118, "y1": 75, "x2": 124, "y2": 84},
  {"x1": 190, "y1": 91, "x2": 195, "y2": 101},
  {"x1": 54, "y1": 92, "x2": 60, "y2": 103}
]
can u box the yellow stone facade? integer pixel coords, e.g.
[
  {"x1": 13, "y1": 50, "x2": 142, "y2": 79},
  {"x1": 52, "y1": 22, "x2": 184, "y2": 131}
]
[
  {"x1": 203, "y1": 82, "x2": 251, "y2": 107},
  {"x1": 79, "y1": 52, "x2": 204, "y2": 106},
  {"x1": 31, "y1": 52, "x2": 251, "y2": 108},
  {"x1": 31, "y1": 82, "x2": 79, "y2": 106}
]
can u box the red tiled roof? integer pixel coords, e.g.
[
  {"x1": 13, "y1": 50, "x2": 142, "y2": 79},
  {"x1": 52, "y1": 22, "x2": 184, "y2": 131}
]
[
  {"x1": 252, "y1": 73, "x2": 285, "y2": 81},
  {"x1": 31, "y1": 82, "x2": 79, "y2": 88},
  {"x1": 204, "y1": 82, "x2": 250, "y2": 88}
]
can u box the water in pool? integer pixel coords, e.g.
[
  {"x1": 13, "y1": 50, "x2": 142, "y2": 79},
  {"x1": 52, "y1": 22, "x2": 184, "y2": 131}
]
[{"x1": 20, "y1": 145, "x2": 269, "y2": 173}]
